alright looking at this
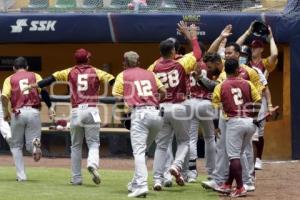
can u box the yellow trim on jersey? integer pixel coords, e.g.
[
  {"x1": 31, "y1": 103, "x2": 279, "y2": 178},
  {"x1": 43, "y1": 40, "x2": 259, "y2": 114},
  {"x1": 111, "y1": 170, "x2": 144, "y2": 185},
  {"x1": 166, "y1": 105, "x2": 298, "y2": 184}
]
[
  {"x1": 94, "y1": 68, "x2": 115, "y2": 83},
  {"x1": 248, "y1": 81, "x2": 261, "y2": 102},
  {"x1": 2, "y1": 76, "x2": 12, "y2": 99},
  {"x1": 241, "y1": 64, "x2": 265, "y2": 94},
  {"x1": 212, "y1": 83, "x2": 222, "y2": 108},
  {"x1": 112, "y1": 72, "x2": 124, "y2": 97},
  {"x1": 177, "y1": 52, "x2": 197, "y2": 74},
  {"x1": 263, "y1": 57, "x2": 277, "y2": 73},
  {"x1": 35, "y1": 73, "x2": 42, "y2": 93},
  {"x1": 154, "y1": 72, "x2": 164, "y2": 89},
  {"x1": 52, "y1": 68, "x2": 72, "y2": 81}
]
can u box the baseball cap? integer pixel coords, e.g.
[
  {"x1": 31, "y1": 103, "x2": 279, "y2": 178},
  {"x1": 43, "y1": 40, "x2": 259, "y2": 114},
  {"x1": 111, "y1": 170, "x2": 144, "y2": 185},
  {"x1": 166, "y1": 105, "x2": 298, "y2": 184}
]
[
  {"x1": 74, "y1": 48, "x2": 91, "y2": 64},
  {"x1": 251, "y1": 40, "x2": 264, "y2": 48}
]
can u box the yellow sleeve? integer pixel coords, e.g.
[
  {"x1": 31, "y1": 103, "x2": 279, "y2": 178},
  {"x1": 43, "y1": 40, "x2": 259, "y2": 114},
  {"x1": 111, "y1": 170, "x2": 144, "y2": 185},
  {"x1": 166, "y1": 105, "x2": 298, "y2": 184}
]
[
  {"x1": 212, "y1": 83, "x2": 222, "y2": 108},
  {"x1": 112, "y1": 72, "x2": 124, "y2": 97},
  {"x1": 154, "y1": 73, "x2": 164, "y2": 89},
  {"x1": 248, "y1": 81, "x2": 261, "y2": 102},
  {"x1": 147, "y1": 60, "x2": 157, "y2": 72},
  {"x1": 95, "y1": 68, "x2": 115, "y2": 83},
  {"x1": 177, "y1": 52, "x2": 197, "y2": 74},
  {"x1": 263, "y1": 57, "x2": 277, "y2": 73},
  {"x1": 52, "y1": 68, "x2": 72, "y2": 81},
  {"x1": 244, "y1": 65, "x2": 265, "y2": 94},
  {"x1": 35, "y1": 73, "x2": 42, "y2": 93},
  {"x1": 217, "y1": 71, "x2": 226, "y2": 83},
  {"x1": 2, "y1": 76, "x2": 12, "y2": 99}
]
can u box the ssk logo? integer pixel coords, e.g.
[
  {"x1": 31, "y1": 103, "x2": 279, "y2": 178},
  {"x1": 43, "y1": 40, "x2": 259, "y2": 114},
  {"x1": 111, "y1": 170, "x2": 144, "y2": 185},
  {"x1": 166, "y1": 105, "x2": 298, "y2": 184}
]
[{"x1": 11, "y1": 19, "x2": 57, "y2": 33}]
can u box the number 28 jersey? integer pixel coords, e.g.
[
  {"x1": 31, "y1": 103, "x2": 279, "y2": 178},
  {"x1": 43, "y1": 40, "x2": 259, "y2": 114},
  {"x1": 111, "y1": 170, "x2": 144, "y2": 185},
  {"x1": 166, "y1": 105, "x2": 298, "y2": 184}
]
[
  {"x1": 148, "y1": 53, "x2": 197, "y2": 103},
  {"x1": 212, "y1": 77, "x2": 261, "y2": 118},
  {"x1": 2, "y1": 70, "x2": 42, "y2": 110},
  {"x1": 52, "y1": 65, "x2": 115, "y2": 108}
]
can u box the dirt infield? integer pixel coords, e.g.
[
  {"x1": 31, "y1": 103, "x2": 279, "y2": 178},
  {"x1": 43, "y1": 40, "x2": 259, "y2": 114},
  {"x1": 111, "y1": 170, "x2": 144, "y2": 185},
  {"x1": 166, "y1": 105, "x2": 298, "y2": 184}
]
[{"x1": 0, "y1": 155, "x2": 299, "y2": 200}]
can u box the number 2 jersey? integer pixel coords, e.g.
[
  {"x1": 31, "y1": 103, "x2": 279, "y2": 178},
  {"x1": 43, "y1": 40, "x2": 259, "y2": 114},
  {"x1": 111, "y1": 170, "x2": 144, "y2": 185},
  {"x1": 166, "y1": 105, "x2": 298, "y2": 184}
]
[
  {"x1": 148, "y1": 53, "x2": 198, "y2": 103},
  {"x1": 112, "y1": 67, "x2": 164, "y2": 107},
  {"x1": 212, "y1": 77, "x2": 261, "y2": 118},
  {"x1": 2, "y1": 70, "x2": 42, "y2": 110},
  {"x1": 52, "y1": 65, "x2": 115, "y2": 108}
]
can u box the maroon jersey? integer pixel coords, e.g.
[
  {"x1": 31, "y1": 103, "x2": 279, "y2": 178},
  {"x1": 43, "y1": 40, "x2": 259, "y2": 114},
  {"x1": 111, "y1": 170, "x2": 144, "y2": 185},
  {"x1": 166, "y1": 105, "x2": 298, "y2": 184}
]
[
  {"x1": 220, "y1": 77, "x2": 254, "y2": 118},
  {"x1": 189, "y1": 61, "x2": 213, "y2": 100},
  {"x1": 68, "y1": 65, "x2": 100, "y2": 108},
  {"x1": 10, "y1": 71, "x2": 41, "y2": 110},
  {"x1": 153, "y1": 59, "x2": 188, "y2": 103},
  {"x1": 123, "y1": 67, "x2": 159, "y2": 107}
]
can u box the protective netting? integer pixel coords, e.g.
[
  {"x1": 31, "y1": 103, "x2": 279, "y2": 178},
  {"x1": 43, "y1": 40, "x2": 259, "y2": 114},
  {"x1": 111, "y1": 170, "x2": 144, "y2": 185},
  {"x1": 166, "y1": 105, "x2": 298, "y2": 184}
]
[{"x1": 0, "y1": 0, "x2": 288, "y2": 12}]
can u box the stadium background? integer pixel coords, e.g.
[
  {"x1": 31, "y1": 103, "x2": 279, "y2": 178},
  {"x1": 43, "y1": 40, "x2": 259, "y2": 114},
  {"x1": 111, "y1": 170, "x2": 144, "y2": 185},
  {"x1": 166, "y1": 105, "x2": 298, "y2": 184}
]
[{"x1": 0, "y1": 0, "x2": 298, "y2": 160}]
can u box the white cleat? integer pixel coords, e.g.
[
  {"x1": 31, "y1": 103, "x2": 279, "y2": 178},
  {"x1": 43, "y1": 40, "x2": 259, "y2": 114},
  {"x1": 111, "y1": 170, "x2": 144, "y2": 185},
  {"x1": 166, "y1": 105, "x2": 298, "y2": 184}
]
[
  {"x1": 244, "y1": 184, "x2": 255, "y2": 192},
  {"x1": 201, "y1": 179, "x2": 219, "y2": 190},
  {"x1": 88, "y1": 166, "x2": 101, "y2": 185},
  {"x1": 32, "y1": 138, "x2": 42, "y2": 162},
  {"x1": 128, "y1": 187, "x2": 148, "y2": 198},
  {"x1": 153, "y1": 183, "x2": 162, "y2": 191},
  {"x1": 128, "y1": 181, "x2": 138, "y2": 193},
  {"x1": 187, "y1": 178, "x2": 197, "y2": 183},
  {"x1": 255, "y1": 158, "x2": 263, "y2": 170}
]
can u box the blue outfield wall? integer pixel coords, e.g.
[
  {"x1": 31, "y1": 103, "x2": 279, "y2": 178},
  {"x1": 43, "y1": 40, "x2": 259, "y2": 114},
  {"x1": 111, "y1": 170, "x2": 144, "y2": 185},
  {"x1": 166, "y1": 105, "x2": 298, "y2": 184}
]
[{"x1": 0, "y1": 11, "x2": 299, "y2": 158}]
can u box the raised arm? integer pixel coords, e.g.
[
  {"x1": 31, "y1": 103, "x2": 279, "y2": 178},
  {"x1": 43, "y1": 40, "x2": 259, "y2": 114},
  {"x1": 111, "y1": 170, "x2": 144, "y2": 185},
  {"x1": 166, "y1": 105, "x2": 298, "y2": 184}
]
[
  {"x1": 267, "y1": 26, "x2": 278, "y2": 69},
  {"x1": 208, "y1": 24, "x2": 232, "y2": 53},
  {"x1": 236, "y1": 21, "x2": 255, "y2": 46}
]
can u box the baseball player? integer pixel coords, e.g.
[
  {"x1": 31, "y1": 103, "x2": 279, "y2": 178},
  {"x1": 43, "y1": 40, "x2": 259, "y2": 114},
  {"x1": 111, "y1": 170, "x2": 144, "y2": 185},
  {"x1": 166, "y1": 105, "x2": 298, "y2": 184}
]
[
  {"x1": 28, "y1": 49, "x2": 115, "y2": 185},
  {"x1": 237, "y1": 23, "x2": 278, "y2": 170},
  {"x1": 148, "y1": 22, "x2": 202, "y2": 190},
  {"x1": 113, "y1": 51, "x2": 166, "y2": 198},
  {"x1": 200, "y1": 43, "x2": 263, "y2": 191},
  {"x1": 212, "y1": 58, "x2": 261, "y2": 197},
  {"x1": 1, "y1": 57, "x2": 53, "y2": 181},
  {"x1": 186, "y1": 60, "x2": 216, "y2": 183},
  {"x1": 0, "y1": 92, "x2": 12, "y2": 142}
]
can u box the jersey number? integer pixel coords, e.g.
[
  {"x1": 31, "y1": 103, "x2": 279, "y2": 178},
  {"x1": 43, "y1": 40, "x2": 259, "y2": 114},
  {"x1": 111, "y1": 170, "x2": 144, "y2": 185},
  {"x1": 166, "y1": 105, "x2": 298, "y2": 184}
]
[
  {"x1": 190, "y1": 70, "x2": 207, "y2": 87},
  {"x1": 231, "y1": 88, "x2": 243, "y2": 106},
  {"x1": 78, "y1": 74, "x2": 88, "y2": 91},
  {"x1": 156, "y1": 70, "x2": 179, "y2": 89},
  {"x1": 19, "y1": 79, "x2": 29, "y2": 95},
  {"x1": 134, "y1": 80, "x2": 153, "y2": 97}
]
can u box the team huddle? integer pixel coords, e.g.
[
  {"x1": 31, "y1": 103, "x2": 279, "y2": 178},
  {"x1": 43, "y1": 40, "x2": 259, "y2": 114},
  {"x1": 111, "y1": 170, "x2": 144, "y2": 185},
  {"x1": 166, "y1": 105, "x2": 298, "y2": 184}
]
[{"x1": 0, "y1": 20, "x2": 278, "y2": 198}]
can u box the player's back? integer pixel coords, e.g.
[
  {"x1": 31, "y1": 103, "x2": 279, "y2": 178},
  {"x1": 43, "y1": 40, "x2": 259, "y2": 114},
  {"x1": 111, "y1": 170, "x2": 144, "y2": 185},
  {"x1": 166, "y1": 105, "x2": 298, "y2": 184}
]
[
  {"x1": 68, "y1": 65, "x2": 100, "y2": 108},
  {"x1": 123, "y1": 67, "x2": 159, "y2": 107},
  {"x1": 220, "y1": 77, "x2": 253, "y2": 118},
  {"x1": 153, "y1": 59, "x2": 187, "y2": 103},
  {"x1": 9, "y1": 70, "x2": 41, "y2": 110}
]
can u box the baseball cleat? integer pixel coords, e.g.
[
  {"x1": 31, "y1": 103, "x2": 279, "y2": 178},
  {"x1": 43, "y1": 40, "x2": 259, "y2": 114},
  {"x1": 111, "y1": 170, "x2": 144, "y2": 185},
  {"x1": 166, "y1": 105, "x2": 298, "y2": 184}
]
[
  {"x1": 88, "y1": 166, "x2": 101, "y2": 185},
  {"x1": 230, "y1": 187, "x2": 247, "y2": 198},
  {"x1": 244, "y1": 184, "x2": 255, "y2": 192},
  {"x1": 201, "y1": 179, "x2": 219, "y2": 190},
  {"x1": 255, "y1": 158, "x2": 263, "y2": 170},
  {"x1": 32, "y1": 138, "x2": 42, "y2": 162},
  {"x1": 153, "y1": 183, "x2": 162, "y2": 191},
  {"x1": 128, "y1": 187, "x2": 148, "y2": 198},
  {"x1": 187, "y1": 178, "x2": 197, "y2": 183},
  {"x1": 70, "y1": 181, "x2": 82, "y2": 186},
  {"x1": 169, "y1": 166, "x2": 185, "y2": 186},
  {"x1": 163, "y1": 180, "x2": 173, "y2": 187},
  {"x1": 128, "y1": 181, "x2": 138, "y2": 193},
  {"x1": 214, "y1": 183, "x2": 232, "y2": 194}
]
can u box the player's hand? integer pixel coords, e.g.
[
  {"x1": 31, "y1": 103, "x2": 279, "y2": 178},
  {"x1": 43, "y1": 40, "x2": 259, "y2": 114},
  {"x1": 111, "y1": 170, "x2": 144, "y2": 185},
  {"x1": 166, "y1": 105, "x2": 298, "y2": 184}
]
[
  {"x1": 48, "y1": 107, "x2": 56, "y2": 121},
  {"x1": 220, "y1": 24, "x2": 232, "y2": 39},
  {"x1": 268, "y1": 105, "x2": 279, "y2": 120},
  {"x1": 177, "y1": 21, "x2": 190, "y2": 37},
  {"x1": 246, "y1": 21, "x2": 255, "y2": 35},
  {"x1": 4, "y1": 112, "x2": 11, "y2": 122},
  {"x1": 189, "y1": 24, "x2": 198, "y2": 39}
]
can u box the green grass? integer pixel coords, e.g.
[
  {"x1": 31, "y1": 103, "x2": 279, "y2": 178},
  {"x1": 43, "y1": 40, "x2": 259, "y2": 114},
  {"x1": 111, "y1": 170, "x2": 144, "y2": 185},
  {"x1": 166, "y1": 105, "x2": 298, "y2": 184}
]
[{"x1": 0, "y1": 167, "x2": 217, "y2": 200}]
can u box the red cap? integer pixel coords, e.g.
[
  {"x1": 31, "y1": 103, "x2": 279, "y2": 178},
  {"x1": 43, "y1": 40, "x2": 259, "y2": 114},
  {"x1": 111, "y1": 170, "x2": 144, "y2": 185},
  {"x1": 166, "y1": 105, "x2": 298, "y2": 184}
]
[
  {"x1": 251, "y1": 40, "x2": 264, "y2": 48},
  {"x1": 74, "y1": 48, "x2": 91, "y2": 64}
]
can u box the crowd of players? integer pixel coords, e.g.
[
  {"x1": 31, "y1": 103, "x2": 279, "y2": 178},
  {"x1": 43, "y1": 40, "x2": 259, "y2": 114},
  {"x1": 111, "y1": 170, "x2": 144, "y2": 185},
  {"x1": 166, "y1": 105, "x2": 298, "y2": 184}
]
[{"x1": 0, "y1": 20, "x2": 278, "y2": 198}]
